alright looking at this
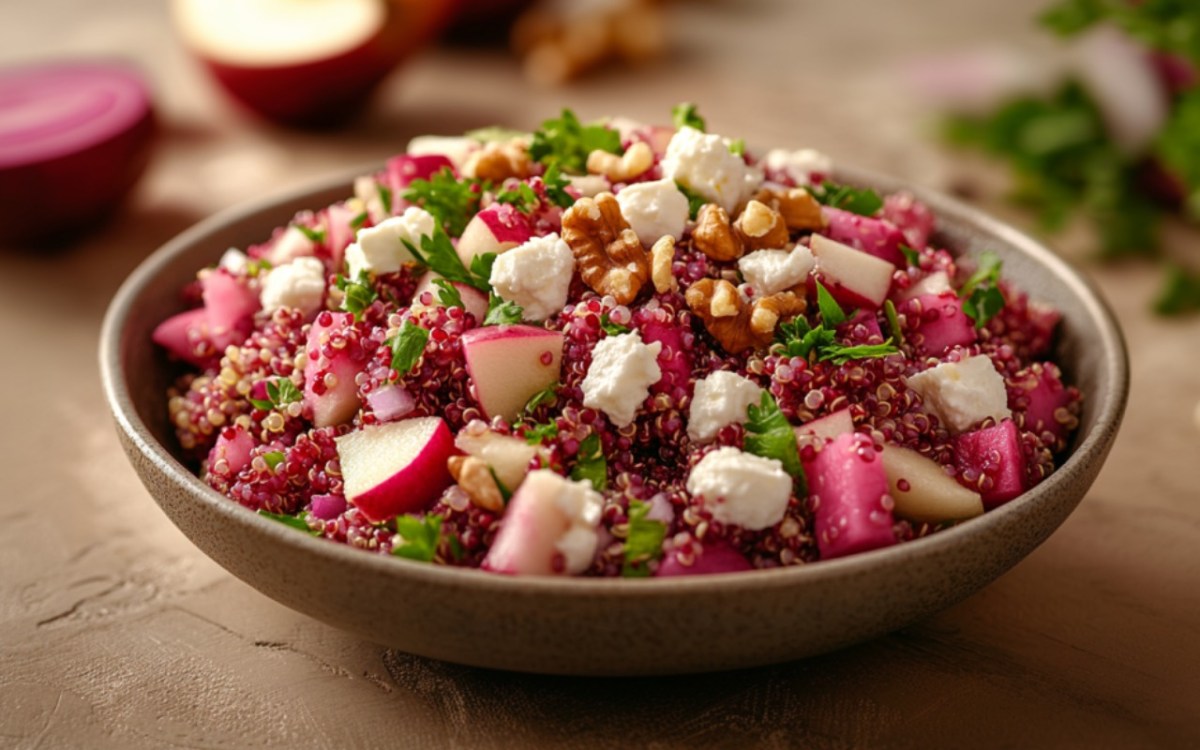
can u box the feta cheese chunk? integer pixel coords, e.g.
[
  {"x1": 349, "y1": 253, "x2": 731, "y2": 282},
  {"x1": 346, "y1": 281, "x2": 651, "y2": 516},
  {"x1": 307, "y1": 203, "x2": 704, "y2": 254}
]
[
  {"x1": 219, "y1": 248, "x2": 249, "y2": 274},
  {"x1": 345, "y1": 207, "x2": 436, "y2": 280},
  {"x1": 737, "y1": 246, "x2": 815, "y2": 297},
  {"x1": 905, "y1": 355, "x2": 1012, "y2": 433},
  {"x1": 267, "y1": 225, "x2": 315, "y2": 266},
  {"x1": 762, "y1": 148, "x2": 833, "y2": 186},
  {"x1": 615, "y1": 178, "x2": 690, "y2": 246},
  {"x1": 488, "y1": 233, "x2": 576, "y2": 321},
  {"x1": 406, "y1": 135, "x2": 477, "y2": 171},
  {"x1": 688, "y1": 371, "x2": 764, "y2": 443},
  {"x1": 354, "y1": 175, "x2": 389, "y2": 224},
  {"x1": 581, "y1": 331, "x2": 663, "y2": 427},
  {"x1": 686, "y1": 447, "x2": 792, "y2": 531},
  {"x1": 551, "y1": 474, "x2": 604, "y2": 574},
  {"x1": 260, "y1": 257, "x2": 326, "y2": 316},
  {"x1": 660, "y1": 126, "x2": 761, "y2": 213}
]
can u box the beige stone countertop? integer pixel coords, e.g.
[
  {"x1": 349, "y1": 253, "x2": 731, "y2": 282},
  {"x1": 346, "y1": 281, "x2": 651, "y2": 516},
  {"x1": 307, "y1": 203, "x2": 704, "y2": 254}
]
[{"x1": 2, "y1": 1, "x2": 1198, "y2": 747}]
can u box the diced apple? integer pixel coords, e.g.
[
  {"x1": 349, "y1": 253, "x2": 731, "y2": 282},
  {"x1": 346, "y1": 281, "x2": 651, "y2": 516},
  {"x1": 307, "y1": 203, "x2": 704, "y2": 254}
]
[
  {"x1": 810, "y1": 233, "x2": 894, "y2": 309},
  {"x1": 793, "y1": 408, "x2": 855, "y2": 452},
  {"x1": 881, "y1": 444, "x2": 984, "y2": 523},
  {"x1": 303, "y1": 312, "x2": 366, "y2": 428},
  {"x1": 385, "y1": 153, "x2": 454, "y2": 189},
  {"x1": 412, "y1": 270, "x2": 489, "y2": 322},
  {"x1": 461, "y1": 325, "x2": 563, "y2": 421},
  {"x1": 455, "y1": 423, "x2": 545, "y2": 493},
  {"x1": 152, "y1": 308, "x2": 210, "y2": 367},
  {"x1": 335, "y1": 416, "x2": 456, "y2": 523},
  {"x1": 201, "y1": 268, "x2": 259, "y2": 349},
  {"x1": 456, "y1": 203, "x2": 533, "y2": 266},
  {"x1": 482, "y1": 469, "x2": 603, "y2": 576}
]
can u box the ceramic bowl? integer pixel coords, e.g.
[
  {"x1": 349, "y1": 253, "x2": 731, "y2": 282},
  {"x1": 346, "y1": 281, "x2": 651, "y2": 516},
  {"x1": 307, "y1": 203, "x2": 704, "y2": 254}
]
[{"x1": 99, "y1": 166, "x2": 1128, "y2": 676}]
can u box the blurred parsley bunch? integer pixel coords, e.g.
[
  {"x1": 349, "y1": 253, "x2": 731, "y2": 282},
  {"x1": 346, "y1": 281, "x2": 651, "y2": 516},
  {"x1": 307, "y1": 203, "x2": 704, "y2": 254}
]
[{"x1": 945, "y1": 0, "x2": 1200, "y2": 314}]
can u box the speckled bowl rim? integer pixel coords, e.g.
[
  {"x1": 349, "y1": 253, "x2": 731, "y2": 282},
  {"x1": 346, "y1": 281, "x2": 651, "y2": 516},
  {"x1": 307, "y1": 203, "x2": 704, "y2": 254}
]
[{"x1": 99, "y1": 164, "x2": 1129, "y2": 604}]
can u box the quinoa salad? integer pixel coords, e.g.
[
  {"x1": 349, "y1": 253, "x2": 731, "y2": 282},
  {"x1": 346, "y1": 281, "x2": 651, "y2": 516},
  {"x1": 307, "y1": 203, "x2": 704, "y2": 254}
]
[{"x1": 155, "y1": 105, "x2": 1082, "y2": 577}]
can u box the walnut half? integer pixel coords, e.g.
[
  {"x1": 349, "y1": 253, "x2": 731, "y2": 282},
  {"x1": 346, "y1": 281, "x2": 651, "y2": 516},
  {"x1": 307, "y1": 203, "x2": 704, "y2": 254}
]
[
  {"x1": 561, "y1": 193, "x2": 650, "y2": 304},
  {"x1": 754, "y1": 186, "x2": 826, "y2": 232},
  {"x1": 685, "y1": 278, "x2": 806, "y2": 353},
  {"x1": 447, "y1": 455, "x2": 505, "y2": 513},
  {"x1": 692, "y1": 204, "x2": 745, "y2": 262}
]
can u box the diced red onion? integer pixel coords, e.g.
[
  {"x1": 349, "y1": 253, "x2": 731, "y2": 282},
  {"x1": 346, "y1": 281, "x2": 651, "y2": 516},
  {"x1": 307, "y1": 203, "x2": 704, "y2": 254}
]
[{"x1": 367, "y1": 385, "x2": 416, "y2": 422}]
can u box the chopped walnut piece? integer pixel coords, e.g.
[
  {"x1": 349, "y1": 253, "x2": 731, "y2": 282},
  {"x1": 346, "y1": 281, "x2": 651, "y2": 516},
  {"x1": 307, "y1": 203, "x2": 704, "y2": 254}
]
[
  {"x1": 561, "y1": 193, "x2": 650, "y2": 304},
  {"x1": 686, "y1": 278, "x2": 806, "y2": 353},
  {"x1": 710, "y1": 280, "x2": 740, "y2": 317},
  {"x1": 734, "y1": 199, "x2": 789, "y2": 251},
  {"x1": 692, "y1": 203, "x2": 745, "y2": 261},
  {"x1": 447, "y1": 455, "x2": 505, "y2": 513},
  {"x1": 754, "y1": 186, "x2": 826, "y2": 231},
  {"x1": 463, "y1": 141, "x2": 534, "y2": 182},
  {"x1": 649, "y1": 235, "x2": 677, "y2": 293},
  {"x1": 587, "y1": 141, "x2": 654, "y2": 183}
]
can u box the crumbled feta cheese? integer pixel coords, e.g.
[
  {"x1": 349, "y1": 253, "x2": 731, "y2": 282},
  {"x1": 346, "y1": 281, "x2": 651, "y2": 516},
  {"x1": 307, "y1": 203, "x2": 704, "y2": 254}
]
[
  {"x1": 345, "y1": 207, "x2": 436, "y2": 280},
  {"x1": 737, "y1": 246, "x2": 815, "y2": 297},
  {"x1": 406, "y1": 135, "x2": 477, "y2": 171},
  {"x1": 567, "y1": 174, "x2": 611, "y2": 198},
  {"x1": 260, "y1": 257, "x2": 326, "y2": 316},
  {"x1": 660, "y1": 126, "x2": 761, "y2": 213},
  {"x1": 488, "y1": 233, "x2": 576, "y2": 321},
  {"x1": 219, "y1": 248, "x2": 249, "y2": 274},
  {"x1": 550, "y1": 474, "x2": 604, "y2": 574},
  {"x1": 580, "y1": 331, "x2": 663, "y2": 427},
  {"x1": 688, "y1": 371, "x2": 764, "y2": 443},
  {"x1": 267, "y1": 226, "x2": 315, "y2": 266},
  {"x1": 615, "y1": 178, "x2": 690, "y2": 246},
  {"x1": 762, "y1": 148, "x2": 833, "y2": 186},
  {"x1": 905, "y1": 355, "x2": 1012, "y2": 433},
  {"x1": 686, "y1": 447, "x2": 792, "y2": 531}
]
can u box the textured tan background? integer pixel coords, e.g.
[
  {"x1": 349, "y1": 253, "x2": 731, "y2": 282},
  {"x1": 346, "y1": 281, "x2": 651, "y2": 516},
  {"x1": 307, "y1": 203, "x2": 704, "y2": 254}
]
[{"x1": 2, "y1": 1, "x2": 1199, "y2": 747}]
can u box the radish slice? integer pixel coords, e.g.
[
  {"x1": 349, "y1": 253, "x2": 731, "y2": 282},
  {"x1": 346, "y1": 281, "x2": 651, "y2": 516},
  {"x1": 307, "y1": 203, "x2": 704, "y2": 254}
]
[{"x1": 0, "y1": 61, "x2": 155, "y2": 244}]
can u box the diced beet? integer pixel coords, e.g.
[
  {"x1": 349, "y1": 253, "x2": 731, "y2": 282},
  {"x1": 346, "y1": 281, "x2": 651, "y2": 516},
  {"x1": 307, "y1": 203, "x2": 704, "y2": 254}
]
[
  {"x1": 1011, "y1": 363, "x2": 1074, "y2": 448},
  {"x1": 656, "y1": 539, "x2": 752, "y2": 577},
  {"x1": 385, "y1": 153, "x2": 454, "y2": 189},
  {"x1": 207, "y1": 426, "x2": 254, "y2": 476},
  {"x1": 821, "y1": 206, "x2": 907, "y2": 268},
  {"x1": 303, "y1": 312, "x2": 366, "y2": 427},
  {"x1": 201, "y1": 268, "x2": 259, "y2": 349},
  {"x1": 841, "y1": 308, "x2": 883, "y2": 342},
  {"x1": 881, "y1": 192, "x2": 936, "y2": 250},
  {"x1": 310, "y1": 494, "x2": 347, "y2": 521},
  {"x1": 638, "y1": 317, "x2": 692, "y2": 398},
  {"x1": 151, "y1": 308, "x2": 210, "y2": 367},
  {"x1": 953, "y1": 419, "x2": 1027, "y2": 509},
  {"x1": 802, "y1": 432, "x2": 896, "y2": 559},
  {"x1": 910, "y1": 292, "x2": 977, "y2": 356}
]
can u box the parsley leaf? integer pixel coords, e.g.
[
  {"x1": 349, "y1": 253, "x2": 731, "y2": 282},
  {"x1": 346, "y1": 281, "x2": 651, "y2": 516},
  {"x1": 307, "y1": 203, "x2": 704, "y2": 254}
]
[
  {"x1": 570, "y1": 432, "x2": 607, "y2": 491},
  {"x1": 261, "y1": 451, "x2": 286, "y2": 471},
  {"x1": 810, "y1": 182, "x2": 884, "y2": 216},
  {"x1": 675, "y1": 181, "x2": 707, "y2": 220},
  {"x1": 671, "y1": 102, "x2": 707, "y2": 131},
  {"x1": 542, "y1": 164, "x2": 576, "y2": 209},
  {"x1": 349, "y1": 211, "x2": 368, "y2": 230},
  {"x1": 815, "y1": 280, "x2": 847, "y2": 326},
  {"x1": 899, "y1": 244, "x2": 922, "y2": 267},
  {"x1": 529, "y1": 109, "x2": 622, "y2": 174},
  {"x1": 401, "y1": 168, "x2": 482, "y2": 237},
  {"x1": 744, "y1": 392, "x2": 806, "y2": 489},
  {"x1": 336, "y1": 271, "x2": 378, "y2": 321},
  {"x1": 378, "y1": 184, "x2": 393, "y2": 217},
  {"x1": 431, "y1": 278, "x2": 464, "y2": 308},
  {"x1": 884, "y1": 299, "x2": 905, "y2": 345},
  {"x1": 293, "y1": 224, "x2": 326, "y2": 244},
  {"x1": 489, "y1": 467, "x2": 513, "y2": 503},
  {"x1": 404, "y1": 226, "x2": 489, "y2": 291},
  {"x1": 392, "y1": 514, "x2": 445, "y2": 562},
  {"x1": 622, "y1": 499, "x2": 667, "y2": 578},
  {"x1": 959, "y1": 251, "x2": 1006, "y2": 328},
  {"x1": 524, "y1": 383, "x2": 559, "y2": 414},
  {"x1": 600, "y1": 313, "x2": 631, "y2": 336},
  {"x1": 387, "y1": 321, "x2": 429, "y2": 376},
  {"x1": 1154, "y1": 264, "x2": 1200, "y2": 315},
  {"x1": 249, "y1": 378, "x2": 302, "y2": 412},
  {"x1": 495, "y1": 181, "x2": 540, "y2": 214},
  {"x1": 523, "y1": 420, "x2": 559, "y2": 445},
  {"x1": 818, "y1": 340, "x2": 900, "y2": 365},
  {"x1": 484, "y1": 293, "x2": 524, "y2": 326},
  {"x1": 729, "y1": 138, "x2": 746, "y2": 157},
  {"x1": 257, "y1": 509, "x2": 318, "y2": 535},
  {"x1": 775, "y1": 315, "x2": 836, "y2": 360}
]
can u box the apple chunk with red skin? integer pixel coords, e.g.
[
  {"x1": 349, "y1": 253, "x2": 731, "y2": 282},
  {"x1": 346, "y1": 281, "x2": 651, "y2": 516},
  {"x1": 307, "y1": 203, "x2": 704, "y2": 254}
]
[
  {"x1": 810, "y1": 233, "x2": 894, "y2": 309},
  {"x1": 456, "y1": 203, "x2": 534, "y2": 268},
  {"x1": 335, "y1": 416, "x2": 456, "y2": 523},
  {"x1": 461, "y1": 325, "x2": 563, "y2": 422}
]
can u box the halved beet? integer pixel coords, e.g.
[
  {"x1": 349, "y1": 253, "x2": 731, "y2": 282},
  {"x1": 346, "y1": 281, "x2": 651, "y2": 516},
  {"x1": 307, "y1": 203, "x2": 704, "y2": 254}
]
[{"x1": 0, "y1": 61, "x2": 155, "y2": 245}]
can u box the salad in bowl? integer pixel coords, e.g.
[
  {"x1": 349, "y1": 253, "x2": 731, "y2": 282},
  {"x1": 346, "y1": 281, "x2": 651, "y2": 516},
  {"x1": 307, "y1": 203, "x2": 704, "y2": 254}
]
[{"x1": 153, "y1": 105, "x2": 1082, "y2": 579}]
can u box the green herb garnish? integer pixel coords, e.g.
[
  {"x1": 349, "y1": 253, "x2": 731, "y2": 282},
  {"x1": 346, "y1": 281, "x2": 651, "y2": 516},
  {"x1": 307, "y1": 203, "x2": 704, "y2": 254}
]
[
  {"x1": 675, "y1": 181, "x2": 707, "y2": 220},
  {"x1": 959, "y1": 251, "x2": 1006, "y2": 328},
  {"x1": 401, "y1": 168, "x2": 482, "y2": 237},
  {"x1": 899, "y1": 244, "x2": 922, "y2": 267},
  {"x1": 495, "y1": 181, "x2": 540, "y2": 214},
  {"x1": 349, "y1": 211, "x2": 368, "y2": 230},
  {"x1": 542, "y1": 164, "x2": 576, "y2": 209},
  {"x1": 392, "y1": 513, "x2": 445, "y2": 562},
  {"x1": 483, "y1": 293, "x2": 524, "y2": 326},
  {"x1": 524, "y1": 383, "x2": 559, "y2": 414},
  {"x1": 336, "y1": 271, "x2": 378, "y2": 321},
  {"x1": 523, "y1": 420, "x2": 559, "y2": 445},
  {"x1": 570, "y1": 432, "x2": 607, "y2": 491},
  {"x1": 386, "y1": 320, "x2": 429, "y2": 376},
  {"x1": 257, "y1": 509, "x2": 318, "y2": 535},
  {"x1": 810, "y1": 181, "x2": 884, "y2": 216},
  {"x1": 600, "y1": 314, "x2": 632, "y2": 336},
  {"x1": 621, "y1": 499, "x2": 667, "y2": 578},
  {"x1": 884, "y1": 299, "x2": 905, "y2": 345},
  {"x1": 430, "y1": 278, "x2": 464, "y2": 308},
  {"x1": 248, "y1": 378, "x2": 302, "y2": 412},
  {"x1": 377, "y1": 184, "x2": 393, "y2": 216},
  {"x1": 671, "y1": 102, "x2": 707, "y2": 132},
  {"x1": 744, "y1": 392, "x2": 806, "y2": 490},
  {"x1": 293, "y1": 224, "x2": 326, "y2": 244},
  {"x1": 815, "y1": 280, "x2": 848, "y2": 326},
  {"x1": 729, "y1": 138, "x2": 746, "y2": 157},
  {"x1": 261, "y1": 451, "x2": 286, "y2": 471},
  {"x1": 529, "y1": 108, "x2": 623, "y2": 174},
  {"x1": 1154, "y1": 264, "x2": 1200, "y2": 315},
  {"x1": 403, "y1": 226, "x2": 491, "y2": 292},
  {"x1": 818, "y1": 340, "x2": 900, "y2": 365}
]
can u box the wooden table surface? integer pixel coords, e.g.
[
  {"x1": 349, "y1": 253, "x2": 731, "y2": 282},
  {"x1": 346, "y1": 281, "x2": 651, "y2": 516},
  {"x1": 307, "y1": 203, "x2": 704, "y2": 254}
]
[{"x1": 3, "y1": 1, "x2": 1199, "y2": 747}]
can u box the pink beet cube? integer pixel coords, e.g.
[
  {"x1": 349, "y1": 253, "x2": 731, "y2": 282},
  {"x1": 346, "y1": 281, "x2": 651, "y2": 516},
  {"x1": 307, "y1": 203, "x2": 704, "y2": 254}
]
[
  {"x1": 821, "y1": 207, "x2": 907, "y2": 268},
  {"x1": 910, "y1": 292, "x2": 977, "y2": 356},
  {"x1": 656, "y1": 538, "x2": 752, "y2": 577},
  {"x1": 881, "y1": 192, "x2": 936, "y2": 251},
  {"x1": 637, "y1": 317, "x2": 692, "y2": 398},
  {"x1": 1012, "y1": 363, "x2": 1074, "y2": 448},
  {"x1": 953, "y1": 419, "x2": 1027, "y2": 509},
  {"x1": 803, "y1": 432, "x2": 897, "y2": 559}
]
